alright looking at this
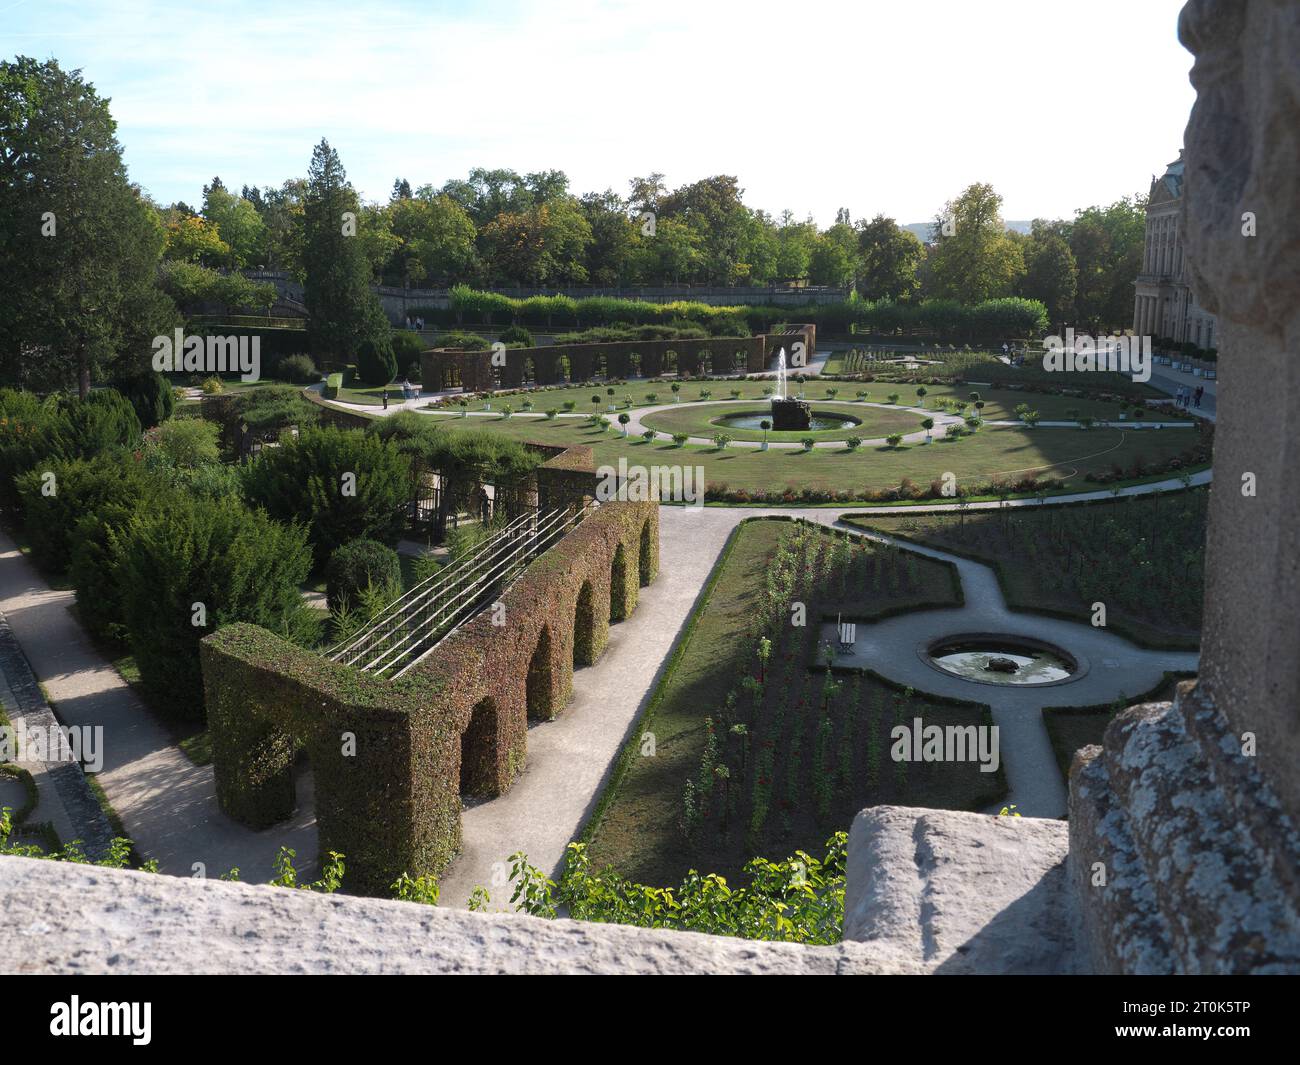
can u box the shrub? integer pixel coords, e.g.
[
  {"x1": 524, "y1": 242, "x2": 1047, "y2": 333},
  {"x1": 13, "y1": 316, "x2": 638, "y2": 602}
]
[
  {"x1": 68, "y1": 500, "x2": 138, "y2": 643},
  {"x1": 390, "y1": 330, "x2": 425, "y2": 369},
  {"x1": 201, "y1": 376, "x2": 224, "y2": 395},
  {"x1": 672, "y1": 433, "x2": 689, "y2": 447},
  {"x1": 498, "y1": 325, "x2": 534, "y2": 347},
  {"x1": 886, "y1": 433, "x2": 904, "y2": 448},
  {"x1": 241, "y1": 426, "x2": 411, "y2": 563},
  {"x1": 275, "y1": 354, "x2": 319, "y2": 384},
  {"x1": 437, "y1": 330, "x2": 492, "y2": 351},
  {"x1": 16, "y1": 452, "x2": 147, "y2": 574},
  {"x1": 0, "y1": 388, "x2": 141, "y2": 513},
  {"x1": 844, "y1": 435, "x2": 863, "y2": 451},
  {"x1": 325, "y1": 538, "x2": 402, "y2": 612},
  {"x1": 145, "y1": 418, "x2": 221, "y2": 469},
  {"x1": 112, "y1": 372, "x2": 175, "y2": 429},
  {"x1": 355, "y1": 335, "x2": 398, "y2": 387},
  {"x1": 115, "y1": 495, "x2": 315, "y2": 718},
  {"x1": 324, "y1": 373, "x2": 343, "y2": 399}
]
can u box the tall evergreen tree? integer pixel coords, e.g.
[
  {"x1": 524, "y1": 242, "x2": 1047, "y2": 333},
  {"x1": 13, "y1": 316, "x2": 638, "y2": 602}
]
[
  {"x1": 0, "y1": 57, "x2": 174, "y2": 395},
  {"x1": 301, "y1": 139, "x2": 388, "y2": 366}
]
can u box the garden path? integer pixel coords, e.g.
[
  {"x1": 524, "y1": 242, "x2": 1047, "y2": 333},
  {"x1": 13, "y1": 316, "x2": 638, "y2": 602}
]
[{"x1": 0, "y1": 533, "x2": 317, "y2": 881}]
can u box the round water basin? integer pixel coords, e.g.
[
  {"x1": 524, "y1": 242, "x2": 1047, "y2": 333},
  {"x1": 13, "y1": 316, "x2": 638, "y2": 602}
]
[
  {"x1": 713, "y1": 410, "x2": 860, "y2": 432},
  {"x1": 924, "y1": 635, "x2": 1079, "y2": 686}
]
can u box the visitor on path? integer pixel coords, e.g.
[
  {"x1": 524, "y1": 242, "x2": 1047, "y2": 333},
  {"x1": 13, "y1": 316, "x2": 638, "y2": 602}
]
[
  {"x1": 1175, "y1": 385, "x2": 1185, "y2": 407},
  {"x1": 383, "y1": 389, "x2": 389, "y2": 410},
  {"x1": 1194, "y1": 385, "x2": 1204, "y2": 408}
]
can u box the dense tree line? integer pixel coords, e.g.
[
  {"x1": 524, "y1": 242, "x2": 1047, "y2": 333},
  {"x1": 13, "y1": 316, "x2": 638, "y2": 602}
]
[{"x1": 1, "y1": 56, "x2": 1148, "y2": 398}]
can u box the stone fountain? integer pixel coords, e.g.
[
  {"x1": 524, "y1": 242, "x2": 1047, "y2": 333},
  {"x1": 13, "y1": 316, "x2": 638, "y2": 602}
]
[{"x1": 769, "y1": 348, "x2": 811, "y2": 431}]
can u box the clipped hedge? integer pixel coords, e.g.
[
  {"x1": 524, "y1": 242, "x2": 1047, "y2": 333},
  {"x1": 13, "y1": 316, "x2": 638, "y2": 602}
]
[{"x1": 202, "y1": 498, "x2": 659, "y2": 893}]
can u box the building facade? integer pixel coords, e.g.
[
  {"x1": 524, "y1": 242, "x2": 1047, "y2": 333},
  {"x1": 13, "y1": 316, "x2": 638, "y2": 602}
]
[{"x1": 1133, "y1": 150, "x2": 1218, "y2": 349}]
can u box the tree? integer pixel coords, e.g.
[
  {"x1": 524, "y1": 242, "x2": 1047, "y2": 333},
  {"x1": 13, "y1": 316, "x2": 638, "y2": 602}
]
[
  {"x1": 0, "y1": 57, "x2": 176, "y2": 395},
  {"x1": 300, "y1": 139, "x2": 389, "y2": 366},
  {"x1": 1020, "y1": 223, "x2": 1078, "y2": 326},
  {"x1": 1066, "y1": 197, "x2": 1147, "y2": 329},
  {"x1": 855, "y1": 216, "x2": 923, "y2": 301},
  {"x1": 926, "y1": 183, "x2": 1025, "y2": 303},
  {"x1": 387, "y1": 192, "x2": 477, "y2": 285},
  {"x1": 202, "y1": 184, "x2": 268, "y2": 268},
  {"x1": 162, "y1": 212, "x2": 229, "y2": 266},
  {"x1": 355, "y1": 335, "x2": 397, "y2": 387},
  {"x1": 478, "y1": 198, "x2": 592, "y2": 285},
  {"x1": 579, "y1": 189, "x2": 636, "y2": 286},
  {"x1": 809, "y1": 223, "x2": 858, "y2": 287}
]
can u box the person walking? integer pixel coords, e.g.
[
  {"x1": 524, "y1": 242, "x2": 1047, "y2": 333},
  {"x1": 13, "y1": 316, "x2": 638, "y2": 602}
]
[
  {"x1": 1194, "y1": 385, "x2": 1204, "y2": 409},
  {"x1": 382, "y1": 389, "x2": 389, "y2": 410}
]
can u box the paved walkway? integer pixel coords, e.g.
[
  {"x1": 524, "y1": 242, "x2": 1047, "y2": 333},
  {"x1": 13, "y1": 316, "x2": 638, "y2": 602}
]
[{"x1": 0, "y1": 533, "x2": 317, "y2": 882}]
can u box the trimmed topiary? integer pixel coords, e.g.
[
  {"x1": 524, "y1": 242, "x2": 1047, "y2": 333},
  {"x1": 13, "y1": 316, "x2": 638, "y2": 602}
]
[
  {"x1": 326, "y1": 538, "x2": 402, "y2": 613},
  {"x1": 355, "y1": 334, "x2": 398, "y2": 387}
]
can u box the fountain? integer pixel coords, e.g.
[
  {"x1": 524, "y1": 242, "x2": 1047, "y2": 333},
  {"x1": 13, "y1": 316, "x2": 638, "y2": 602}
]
[{"x1": 769, "y1": 348, "x2": 811, "y2": 431}]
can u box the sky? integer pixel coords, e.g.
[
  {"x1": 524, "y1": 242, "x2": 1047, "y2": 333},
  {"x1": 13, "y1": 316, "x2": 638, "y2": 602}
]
[{"x1": 3, "y1": 0, "x2": 1198, "y2": 225}]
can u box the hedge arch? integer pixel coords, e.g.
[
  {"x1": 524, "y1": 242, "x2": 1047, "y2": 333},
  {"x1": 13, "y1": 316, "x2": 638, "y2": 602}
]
[
  {"x1": 573, "y1": 579, "x2": 599, "y2": 667},
  {"x1": 526, "y1": 625, "x2": 558, "y2": 721},
  {"x1": 610, "y1": 541, "x2": 633, "y2": 622},
  {"x1": 639, "y1": 516, "x2": 658, "y2": 586},
  {"x1": 203, "y1": 495, "x2": 656, "y2": 894},
  {"x1": 460, "y1": 698, "x2": 500, "y2": 797}
]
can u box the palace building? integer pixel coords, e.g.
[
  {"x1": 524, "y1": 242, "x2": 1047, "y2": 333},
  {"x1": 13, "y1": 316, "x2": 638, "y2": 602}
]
[{"x1": 1132, "y1": 150, "x2": 1218, "y2": 349}]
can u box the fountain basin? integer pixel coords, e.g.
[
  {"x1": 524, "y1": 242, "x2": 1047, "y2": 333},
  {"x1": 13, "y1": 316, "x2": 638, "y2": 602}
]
[
  {"x1": 770, "y1": 397, "x2": 813, "y2": 431},
  {"x1": 921, "y1": 635, "x2": 1082, "y2": 687},
  {"x1": 714, "y1": 408, "x2": 859, "y2": 433}
]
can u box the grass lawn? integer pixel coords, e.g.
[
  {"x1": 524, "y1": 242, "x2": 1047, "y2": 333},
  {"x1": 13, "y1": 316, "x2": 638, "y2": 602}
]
[
  {"x1": 419, "y1": 411, "x2": 1202, "y2": 498},
  {"x1": 842, "y1": 488, "x2": 1207, "y2": 649},
  {"x1": 583, "y1": 517, "x2": 1004, "y2": 887},
  {"x1": 640, "y1": 401, "x2": 925, "y2": 443},
  {"x1": 1041, "y1": 673, "x2": 1194, "y2": 782},
  {"x1": 424, "y1": 378, "x2": 1183, "y2": 425}
]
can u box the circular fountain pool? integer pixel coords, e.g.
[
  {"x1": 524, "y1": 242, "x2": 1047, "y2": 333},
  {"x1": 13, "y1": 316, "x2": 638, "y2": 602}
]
[
  {"x1": 712, "y1": 410, "x2": 861, "y2": 432},
  {"x1": 923, "y1": 636, "x2": 1080, "y2": 686}
]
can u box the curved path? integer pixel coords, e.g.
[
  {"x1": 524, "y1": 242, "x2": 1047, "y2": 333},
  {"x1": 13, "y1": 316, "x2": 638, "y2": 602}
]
[{"x1": 321, "y1": 388, "x2": 1196, "y2": 452}]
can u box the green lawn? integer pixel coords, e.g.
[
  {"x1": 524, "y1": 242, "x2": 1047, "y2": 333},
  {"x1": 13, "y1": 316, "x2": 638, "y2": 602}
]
[
  {"x1": 426, "y1": 378, "x2": 1182, "y2": 424},
  {"x1": 842, "y1": 489, "x2": 1207, "y2": 649},
  {"x1": 640, "y1": 401, "x2": 925, "y2": 443},
  {"x1": 583, "y1": 518, "x2": 1003, "y2": 887},
  {"x1": 420, "y1": 411, "x2": 1202, "y2": 498}
]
